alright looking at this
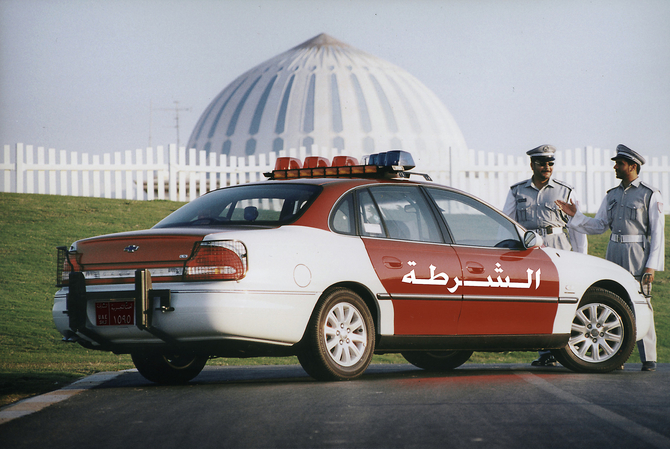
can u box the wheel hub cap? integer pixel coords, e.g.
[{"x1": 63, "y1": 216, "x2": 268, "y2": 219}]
[
  {"x1": 569, "y1": 303, "x2": 624, "y2": 363},
  {"x1": 323, "y1": 302, "x2": 367, "y2": 367}
]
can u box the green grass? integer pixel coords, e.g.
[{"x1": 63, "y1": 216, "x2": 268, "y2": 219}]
[{"x1": 1, "y1": 192, "x2": 668, "y2": 407}]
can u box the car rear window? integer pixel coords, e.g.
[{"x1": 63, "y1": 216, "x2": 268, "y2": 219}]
[{"x1": 153, "y1": 183, "x2": 322, "y2": 228}]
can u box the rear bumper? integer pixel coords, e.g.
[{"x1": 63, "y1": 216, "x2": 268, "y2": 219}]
[
  {"x1": 53, "y1": 269, "x2": 318, "y2": 355},
  {"x1": 59, "y1": 270, "x2": 176, "y2": 349}
]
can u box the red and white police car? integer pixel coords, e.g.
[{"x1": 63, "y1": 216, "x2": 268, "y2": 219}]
[{"x1": 53, "y1": 151, "x2": 652, "y2": 383}]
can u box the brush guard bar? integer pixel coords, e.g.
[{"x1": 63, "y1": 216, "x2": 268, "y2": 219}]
[{"x1": 66, "y1": 269, "x2": 177, "y2": 348}]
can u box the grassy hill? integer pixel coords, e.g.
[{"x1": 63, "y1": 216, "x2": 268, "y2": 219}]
[{"x1": 1, "y1": 192, "x2": 668, "y2": 407}]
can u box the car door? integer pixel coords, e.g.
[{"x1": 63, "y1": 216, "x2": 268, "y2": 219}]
[
  {"x1": 425, "y1": 187, "x2": 560, "y2": 336},
  {"x1": 355, "y1": 185, "x2": 464, "y2": 336}
]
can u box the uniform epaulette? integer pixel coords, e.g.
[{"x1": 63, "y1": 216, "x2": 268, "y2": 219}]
[
  {"x1": 639, "y1": 181, "x2": 660, "y2": 194},
  {"x1": 552, "y1": 179, "x2": 573, "y2": 190},
  {"x1": 510, "y1": 179, "x2": 528, "y2": 189}
]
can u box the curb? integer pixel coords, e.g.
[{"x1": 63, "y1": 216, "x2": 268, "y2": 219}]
[{"x1": 0, "y1": 371, "x2": 127, "y2": 425}]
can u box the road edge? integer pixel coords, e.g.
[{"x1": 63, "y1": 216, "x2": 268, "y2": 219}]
[{"x1": 0, "y1": 371, "x2": 129, "y2": 425}]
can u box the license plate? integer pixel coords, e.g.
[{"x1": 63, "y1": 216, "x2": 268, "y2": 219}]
[{"x1": 96, "y1": 301, "x2": 135, "y2": 326}]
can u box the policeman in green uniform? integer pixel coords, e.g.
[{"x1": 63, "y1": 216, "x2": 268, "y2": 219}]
[
  {"x1": 556, "y1": 144, "x2": 665, "y2": 371},
  {"x1": 503, "y1": 144, "x2": 587, "y2": 366}
]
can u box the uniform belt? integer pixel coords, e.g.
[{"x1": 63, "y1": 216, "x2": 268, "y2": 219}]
[
  {"x1": 532, "y1": 226, "x2": 563, "y2": 236},
  {"x1": 610, "y1": 234, "x2": 645, "y2": 243}
]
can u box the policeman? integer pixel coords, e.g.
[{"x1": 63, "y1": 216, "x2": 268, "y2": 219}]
[
  {"x1": 503, "y1": 144, "x2": 588, "y2": 367},
  {"x1": 556, "y1": 144, "x2": 665, "y2": 371}
]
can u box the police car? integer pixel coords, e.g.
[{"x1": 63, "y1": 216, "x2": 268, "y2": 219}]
[{"x1": 53, "y1": 150, "x2": 652, "y2": 383}]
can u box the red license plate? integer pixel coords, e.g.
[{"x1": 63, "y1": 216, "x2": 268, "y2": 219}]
[{"x1": 96, "y1": 301, "x2": 135, "y2": 326}]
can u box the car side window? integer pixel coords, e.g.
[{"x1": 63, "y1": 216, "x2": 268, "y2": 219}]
[
  {"x1": 426, "y1": 188, "x2": 521, "y2": 248},
  {"x1": 367, "y1": 186, "x2": 443, "y2": 243},
  {"x1": 358, "y1": 189, "x2": 385, "y2": 237},
  {"x1": 330, "y1": 192, "x2": 356, "y2": 235}
]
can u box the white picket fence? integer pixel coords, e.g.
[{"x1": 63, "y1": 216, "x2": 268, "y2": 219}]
[
  {"x1": 1, "y1": 143, "x2": 669, "y2": 213},
  {"x1": 0, "y1": 143, "x2": 283, "y2": 203}
]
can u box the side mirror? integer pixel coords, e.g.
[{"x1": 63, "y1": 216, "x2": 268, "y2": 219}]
[{"x1": 523, "y1": 230, "x2": 543, "y2": 249}]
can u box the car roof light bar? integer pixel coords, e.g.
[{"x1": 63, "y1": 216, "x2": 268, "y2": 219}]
[{"x1": 265, "y1": 150, "x2": 430, "y2": 180}]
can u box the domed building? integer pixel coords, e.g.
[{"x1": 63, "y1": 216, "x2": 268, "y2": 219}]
[{"x1": 186, "y1": 33, "x2": 467, "y2": 179}]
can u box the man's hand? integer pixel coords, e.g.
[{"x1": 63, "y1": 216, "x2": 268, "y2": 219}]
[
  {"x1": 643, "y1": 268, "x2": 655, "y2": 284},
  {"x1": 555, "y1": 199, "x2": 577, "y2": 217}
]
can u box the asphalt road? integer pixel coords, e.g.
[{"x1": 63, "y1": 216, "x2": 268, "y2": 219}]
[{"x1": 1, "y1": 363, "x2": 669, "y2": 449}]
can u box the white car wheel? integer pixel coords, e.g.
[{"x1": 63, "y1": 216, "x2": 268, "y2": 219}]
[
  {"x1": 570, "y1": 302, "x2": 625, "y2": 362},
  {"x1": 553, "y1": 288, "x2": 635, "y2": 373},
  {"x1": 323, "y1": 301, "x2": 368, "y2": 367},
  {"x1": 299, "y1": 288, "x2": 375, "y2": 381}
]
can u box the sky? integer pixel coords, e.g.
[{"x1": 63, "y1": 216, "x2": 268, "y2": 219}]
[{"x1": 1, "y1": 0, "x2": 669, "y2": 160}]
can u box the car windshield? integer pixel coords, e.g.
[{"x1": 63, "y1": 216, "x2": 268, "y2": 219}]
[{"x1": 153, "y1": 183, "x2": 322, "y2": 228}]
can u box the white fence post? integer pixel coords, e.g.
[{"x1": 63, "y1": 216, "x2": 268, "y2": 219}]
[
  {"x1": 178, "y1": 146, "x2": 187, "y2": 202},
  {"x1": 81, "y1": 153, "x2": 90, "y2": 197},
  {"x1": 103, "y1": 153, "x2": 112, "y2": 198},
  {"x1": 187, "y1": 148, "x2": 196, "y2": 202},
  {"x1": 198, "y1": 149, "x2": 207, "y2": 198},
  {"x1": 59, "y1": 149, "x2": 67, "y2": 196},
  {"x1": 113, "y1": 152, "x2": 122, "y2": 199},
  {"x1": 146, "y1": 148, "x2": 154, "y2": 201},
  {"x1": 37, "y1": 147, "x2": 46, "y2": 194},
  {"x1": 168, "y1": 144, "x2": 177, "y2": 202},
  {"x1": 2, "y1": 145, "x2": 10, "y2": 192},
  {"x1": 584, "y1": 145, "x2": 595, "y2": 212},
  {"x1": 48, "y1": 147, "x2": 57, "y2": 194},
  {"x1": 25, "y1": 145, "x2": 35, "y2": 194},
  {"x1": 71, "y1": 152, "x2": 79, "y2": 196},
  {"x1": 16, "y1": 143, "x2": 24, "y2": 194},
  {"x1": 230, "y1": 156, "x2": 239, "y2": 186},
  {"x1": 123, "y1": 150, "x2": 132, "y2": 200},
  {"x1": 157, "y1": 146, "x2": 165, "y2": 200},
  {"x1": 135, "y1": 149, "x2": 144, "y2": 201},
  {"x1": 224, "y1": 153, "x2": 231, "y2": 184},
  {"x1": 208, "y1": 151, "x2": 217, "y2": 192}
]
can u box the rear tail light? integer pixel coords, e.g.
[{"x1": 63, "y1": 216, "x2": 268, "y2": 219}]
[
  {"x1": 56, "y1": 246, "x2": 81, "y2": 287},
  {"x1": 183, "y1": 240, "x2": 248, "y2": 281}
]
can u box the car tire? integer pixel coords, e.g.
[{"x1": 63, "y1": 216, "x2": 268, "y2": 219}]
[
  {"x1": 401, "y1": 350, "x2": 473, "y2": 371},
  {"x1": 131, "y1": 353, "x2": 208, "y2": 384},
  {"x1": 298, "y1": 288, "x2": 375, "y2": 381},
  {"x1": 553, "y1": 288, "x2": 636, "y2": 373}
]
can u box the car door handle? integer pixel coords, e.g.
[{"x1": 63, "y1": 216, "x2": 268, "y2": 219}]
[
  {"x1": 466, "y1": 262, "x2": 485, "y2": 274},
  {"x1": 501, "y1": 255, "x2": 524, "y2": 262},
  {"x1": 382, "y1": 256, "x2": 403, "y2": 269}
]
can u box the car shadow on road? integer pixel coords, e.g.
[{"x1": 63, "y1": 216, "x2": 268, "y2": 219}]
[{"x1": 98, "y1": 362, "x2": 610, "y2": 389}]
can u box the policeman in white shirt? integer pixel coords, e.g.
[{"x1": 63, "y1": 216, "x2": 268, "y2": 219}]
[
  {"x1": 556, "y1": 144, "x2": 665, "y2": 371},
  {"x1": 503, "y1": 144, "x2": 587, "y2": 367}
]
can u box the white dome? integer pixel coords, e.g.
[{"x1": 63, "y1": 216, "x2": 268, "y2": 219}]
[{"x1": 186, "y1": 33, "x2": 467, "y2": 174}]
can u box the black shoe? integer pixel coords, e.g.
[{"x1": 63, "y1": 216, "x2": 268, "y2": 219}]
[
  {"x1": 641, "y1": 361, "x2": 656, "y2": 372},
  {"x1": 531, "y1": 354, "x2": 557, "y2": 367}
]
